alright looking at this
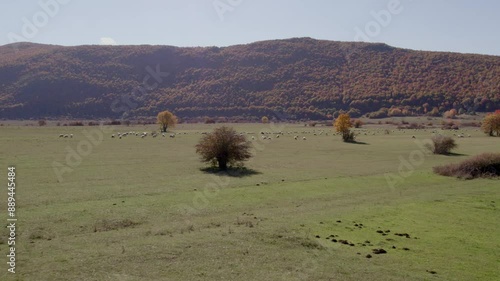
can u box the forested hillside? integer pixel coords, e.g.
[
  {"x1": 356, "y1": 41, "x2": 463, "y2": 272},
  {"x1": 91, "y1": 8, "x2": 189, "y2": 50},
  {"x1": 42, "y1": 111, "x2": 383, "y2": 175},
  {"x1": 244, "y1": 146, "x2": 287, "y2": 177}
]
[{"x1": 0, "y1": 38, "x2": 498, "y2": 120}]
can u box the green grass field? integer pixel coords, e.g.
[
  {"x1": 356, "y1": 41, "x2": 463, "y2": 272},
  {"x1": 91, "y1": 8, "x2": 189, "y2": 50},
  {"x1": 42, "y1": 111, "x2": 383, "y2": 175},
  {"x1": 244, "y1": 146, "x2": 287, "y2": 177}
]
[{"x1": 1, "y1": 122, "x2": 499, "y2": 281}]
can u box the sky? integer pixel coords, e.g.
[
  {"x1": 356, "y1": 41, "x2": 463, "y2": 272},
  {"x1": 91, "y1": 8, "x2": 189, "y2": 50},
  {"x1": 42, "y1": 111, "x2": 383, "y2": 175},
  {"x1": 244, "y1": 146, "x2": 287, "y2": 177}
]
[{"x1": 1, "y1": 0, "x2": 499, "y2": 56}]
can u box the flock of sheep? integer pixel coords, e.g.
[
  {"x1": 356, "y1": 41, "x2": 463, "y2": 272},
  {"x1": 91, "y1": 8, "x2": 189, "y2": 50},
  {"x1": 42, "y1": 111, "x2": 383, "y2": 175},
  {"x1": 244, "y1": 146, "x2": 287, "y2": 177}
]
[
  {"x1": 59, "y1": 134, "x2": 73, "y2": 138},
  {"x1": 99, "y1": 129, "x2": 334, "y2": 141},
  {"x1": 110, "y1": 131, "x2": 178, "y2": 139},
  {"x1": 250, "y1": 130, "x2": 331, "y2": 141},
  {"x1": 57, "y1": 128, "x2": 477, "y2": 142}
]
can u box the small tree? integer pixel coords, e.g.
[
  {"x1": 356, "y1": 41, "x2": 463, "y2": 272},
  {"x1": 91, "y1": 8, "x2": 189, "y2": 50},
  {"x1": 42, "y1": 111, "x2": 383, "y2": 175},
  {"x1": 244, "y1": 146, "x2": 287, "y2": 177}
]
[
  {"x1": 38, "y1": 120, "x2": 47, "y2": 126},
  {"x1": 196, "y1": 126, "x2": 252, "y2": 170},
  {"x1": 334, "y1": 114, "x2": 355, "y2": 142},
  {"x1": 261, "y1": 116, "x2": 269, "y2": 124},
  {"x1": 443, "y1": 109, "x2": 458, "y2": 119},
  {"x1": 427, "y1": 135, "x2": 457, "y2": 155},
  {"x1": 157, "y1": 111, "x2": 178, "y2": 133},
  {"x1": 481, "y1": 111, "x2": 500, "y2": 136},
  {"x1": 353, "y1": 119, "x2": 363, "y2": 128},
  {"x1": 428, "y1": 107, "x2": 440, "y2": 117}
]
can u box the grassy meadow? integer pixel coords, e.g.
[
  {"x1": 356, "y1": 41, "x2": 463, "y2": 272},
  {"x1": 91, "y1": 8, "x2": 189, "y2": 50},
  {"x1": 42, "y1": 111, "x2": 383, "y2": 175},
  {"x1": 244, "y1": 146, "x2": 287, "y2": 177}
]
[{"x1": 0, "y1": 121, "x2": 499, "y2": 281}]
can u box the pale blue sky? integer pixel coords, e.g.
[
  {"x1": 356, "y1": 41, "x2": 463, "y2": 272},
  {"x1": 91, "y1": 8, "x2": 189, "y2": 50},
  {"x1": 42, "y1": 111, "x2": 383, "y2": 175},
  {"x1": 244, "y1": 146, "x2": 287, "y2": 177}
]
[{"x1": 1, "y1": 0, "x2": 499, "y2": 55}]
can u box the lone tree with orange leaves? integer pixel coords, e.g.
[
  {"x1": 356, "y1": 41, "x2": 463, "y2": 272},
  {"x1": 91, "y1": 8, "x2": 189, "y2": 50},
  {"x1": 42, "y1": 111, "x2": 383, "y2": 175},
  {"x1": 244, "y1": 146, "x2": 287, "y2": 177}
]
[
  {"x1": 481, "y1": 110, "x2": 500, "y2": 136},
  {"x1": 157, "y1": 110, "x2": 178, "y2": 133},
  {"x1": 334, "y1": 113, "x2": 355, "y2": 142},
  {"x1": 196, "y1": 126, "x2": 252, "y2": 170}
]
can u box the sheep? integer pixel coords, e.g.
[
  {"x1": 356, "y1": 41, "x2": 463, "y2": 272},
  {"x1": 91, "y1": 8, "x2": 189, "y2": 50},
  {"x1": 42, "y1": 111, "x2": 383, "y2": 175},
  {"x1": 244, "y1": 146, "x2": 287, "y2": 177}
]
[
  {"x1": 162, "y1": 133, "x2": 166, "y2": 137},
  {"x1": 294, "y1": 136, "x2": 298, "y2": 140},
  {"x1": 303, "y1": 137, "x2": 306, "y2": 140},
  {"x1": 169, "y1": 134, "x2": 175, "y2": 138},
  {"x1": 70, "y1": 134, "x2": 73, "y2": 138},
  {"x1": 141, "y1": 135, "x2": 146, "y2": 139},
  {"x1": 64, "y1": 134, "x2": 69, "y2": 138},
  {"x1": 412, "y1": 136, "x2": 416, "y2": 139},
  {"x1": 251, "y1": 136, "x2": 256, "y2": 140},
  {"x1": 111, "y1": 134, "x2": 115, "y2": 138},
  {"x1": 59, "y1": 134, "x2": 64, "y2": 138}
]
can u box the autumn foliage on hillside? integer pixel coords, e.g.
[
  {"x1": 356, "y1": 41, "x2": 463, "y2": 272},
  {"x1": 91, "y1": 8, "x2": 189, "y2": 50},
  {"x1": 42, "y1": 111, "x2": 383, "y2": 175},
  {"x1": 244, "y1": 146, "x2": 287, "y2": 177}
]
[{"x1": 0, "y1": 38, "x2": 499, "y2": 119}]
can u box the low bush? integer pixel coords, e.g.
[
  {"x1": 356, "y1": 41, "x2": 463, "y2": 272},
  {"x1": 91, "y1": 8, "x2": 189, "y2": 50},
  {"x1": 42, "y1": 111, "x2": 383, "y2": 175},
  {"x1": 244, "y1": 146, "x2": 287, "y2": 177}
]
[
  {"x1": 68, "y1": 121, "x2": 84, "y2": 126},
  {"x1": 433, "y1": 153, "x2": 500, "y2": 179},
  {"x1": 342, "y1": 131, "x2": 356, "y2": 143},
  {"x1": 353, "y1": 120, "x2": 363, "y2": 128},
  {"x1": 426, "y1": 136, "x2": 457, "y2": 155},
  {"x1": 442, "y1": 121, "x2": 459, "y2": 130},
  {"x1": 367, "y1": 109, "x2": 388, "y2": 119}
]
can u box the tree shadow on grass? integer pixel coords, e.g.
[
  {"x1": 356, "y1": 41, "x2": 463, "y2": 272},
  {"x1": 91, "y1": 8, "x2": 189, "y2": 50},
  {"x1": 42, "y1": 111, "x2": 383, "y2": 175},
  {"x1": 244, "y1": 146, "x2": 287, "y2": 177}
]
[
  {"x1": 200, "y1": 167, "x2": 261, "y2": 178},
  {"x1": 347, "y1": 141, "x2": 369, "y2": 145},
  {"x1": 443, "y1": 152, "x2": 468, "y2": 157}
]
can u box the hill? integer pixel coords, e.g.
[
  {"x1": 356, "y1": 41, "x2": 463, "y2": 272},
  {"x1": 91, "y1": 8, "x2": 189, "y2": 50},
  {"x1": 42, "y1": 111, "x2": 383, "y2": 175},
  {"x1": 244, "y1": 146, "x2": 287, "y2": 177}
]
[{"x1": 0, "y1": 38, "x2": 499, "y2": 120}]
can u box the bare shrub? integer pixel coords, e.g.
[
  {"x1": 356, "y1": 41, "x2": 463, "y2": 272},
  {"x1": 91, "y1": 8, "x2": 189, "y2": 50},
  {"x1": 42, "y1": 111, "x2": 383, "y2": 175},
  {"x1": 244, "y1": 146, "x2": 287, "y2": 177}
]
[
  {"x1": 93, "y1": 219, "x2": 139, "y2": 232},
  {"x1": 442, "y1": 121, "x2": 459, "y2": 130},
  {"x1": 353, "y1": 119, "x2": 363, "y2": 128},
  {"x1": 426, "y1": 136, "x2": 457, "y2": 155},
  {"x1": 196, "y1": 126, "x2": 252, "y2": 170},
  {"x1": 433, "y1": 153, "x2": 500, "y2": 179},
  {"x1": 38, "y1": 120, "x2": 47, "y2": 126},
  {"x1": 408, "y1": 123, "x2": 424, "y2": 129},
  {"x1": 205, "y1": 118, "x2": 216, "y2": 124},
  {"x1": 68, "y1": 121, "x2": 84, "y2": 126},
  {"x1": 462, "y1": 122, "x2": 479, "y2": 127}
]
